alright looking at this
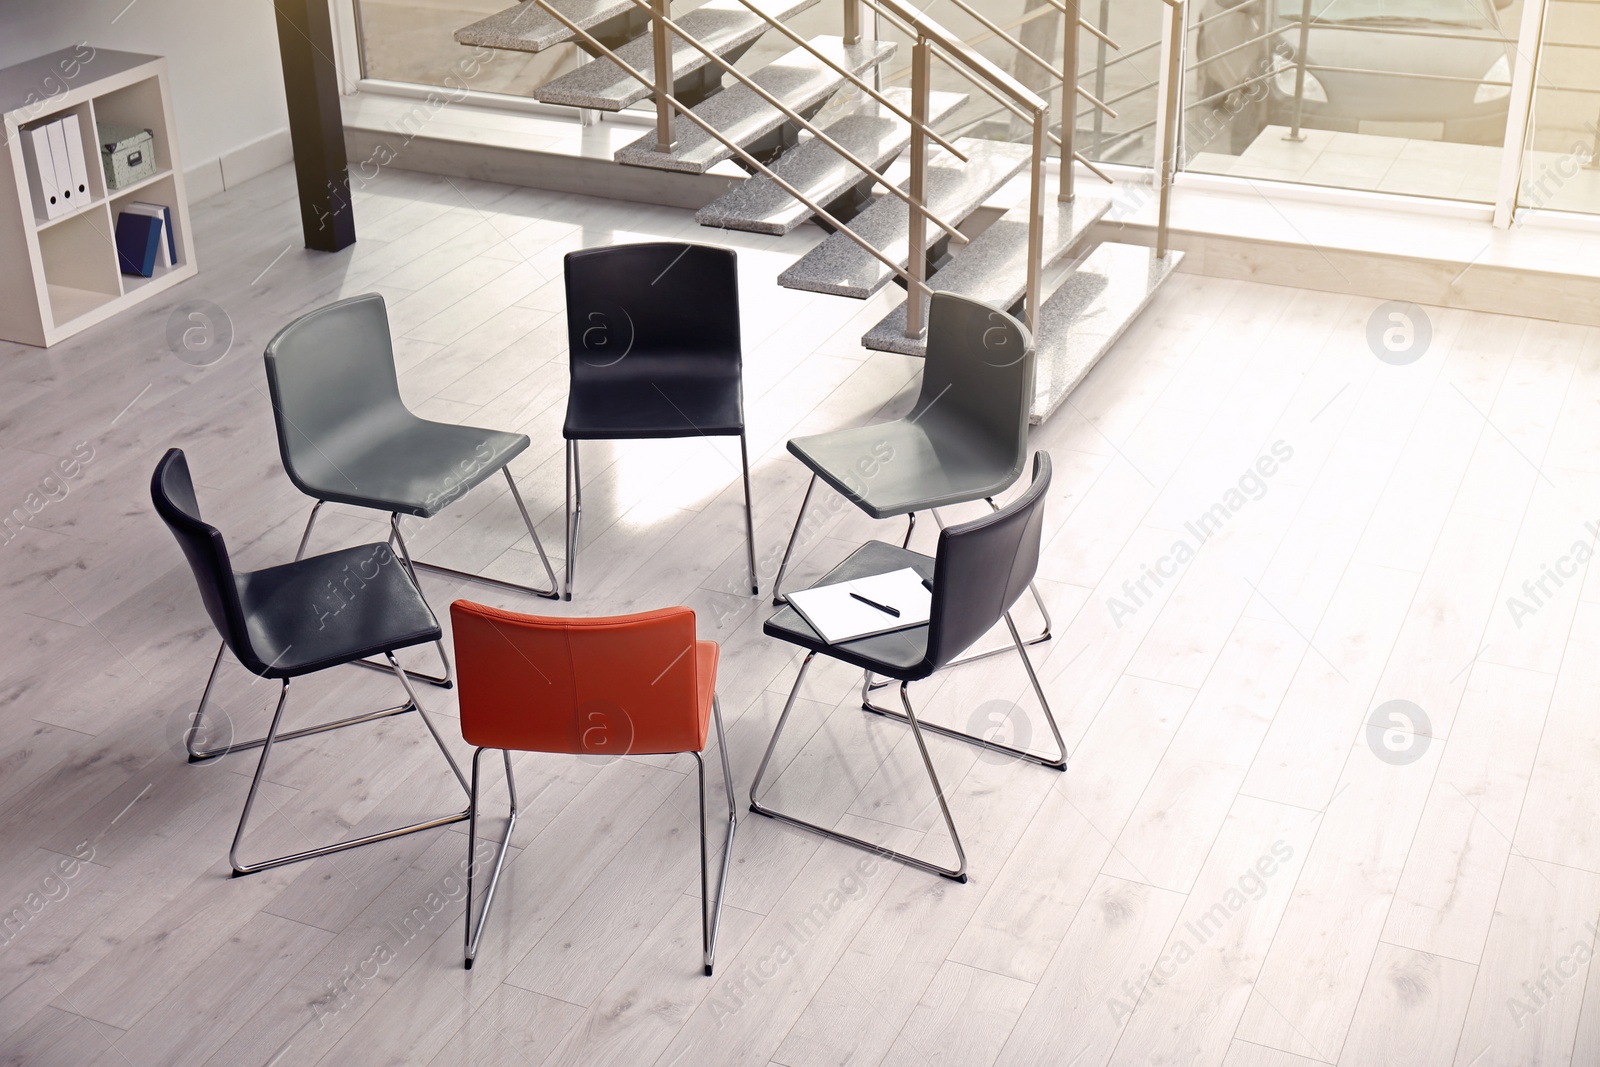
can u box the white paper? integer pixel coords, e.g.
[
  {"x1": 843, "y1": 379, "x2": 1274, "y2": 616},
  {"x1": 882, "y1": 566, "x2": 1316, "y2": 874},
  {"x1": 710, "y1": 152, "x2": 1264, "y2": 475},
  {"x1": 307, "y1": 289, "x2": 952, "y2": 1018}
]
[{"x1": 786, "y1": 567, "x2": 933, "y2": 644}]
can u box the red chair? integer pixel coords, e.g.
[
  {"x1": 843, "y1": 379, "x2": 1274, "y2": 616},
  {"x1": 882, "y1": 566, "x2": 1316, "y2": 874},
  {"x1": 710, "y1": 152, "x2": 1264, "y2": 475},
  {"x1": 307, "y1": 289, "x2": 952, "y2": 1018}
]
[{"x1": 450, "y1": 601, "x2": 736, "y2": 974}]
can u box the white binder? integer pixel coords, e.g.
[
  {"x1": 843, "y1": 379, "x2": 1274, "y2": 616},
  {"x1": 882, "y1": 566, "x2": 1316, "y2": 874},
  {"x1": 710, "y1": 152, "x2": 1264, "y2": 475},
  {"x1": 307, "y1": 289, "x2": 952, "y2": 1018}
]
[
  {"x1": 21, "y1": 123, "x2": 63, "y2": 220},
  {"x1": 45, "y1": 120, "x2": 76, "y2": 211},
  {"x1": 59, "y1": 114, "x2": 90, "y2": 202}
]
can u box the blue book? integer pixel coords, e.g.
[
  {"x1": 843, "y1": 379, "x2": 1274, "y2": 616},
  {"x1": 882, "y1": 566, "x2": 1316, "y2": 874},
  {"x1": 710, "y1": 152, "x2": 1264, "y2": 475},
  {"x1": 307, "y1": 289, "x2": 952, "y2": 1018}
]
[
  {"x1": 114, "y1": 211, "x2": 161, "y2": 277},
  {"x1": 125, "y1": 201, "x2": 176, "y2": 266}
]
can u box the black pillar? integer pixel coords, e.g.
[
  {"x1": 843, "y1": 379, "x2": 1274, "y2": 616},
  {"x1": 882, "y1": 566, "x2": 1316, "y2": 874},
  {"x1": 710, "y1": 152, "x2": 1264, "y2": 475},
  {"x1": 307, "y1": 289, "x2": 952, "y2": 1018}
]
[{"x1": 274, "y1": 0, "x2": 356, "y2": 251}]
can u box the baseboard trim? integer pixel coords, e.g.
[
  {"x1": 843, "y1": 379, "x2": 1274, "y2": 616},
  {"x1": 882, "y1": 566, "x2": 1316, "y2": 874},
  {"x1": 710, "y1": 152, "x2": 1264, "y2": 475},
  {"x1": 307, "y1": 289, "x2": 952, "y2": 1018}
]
[{"x1": 184, "y1": 128, "x2": 294, "y2": 203}]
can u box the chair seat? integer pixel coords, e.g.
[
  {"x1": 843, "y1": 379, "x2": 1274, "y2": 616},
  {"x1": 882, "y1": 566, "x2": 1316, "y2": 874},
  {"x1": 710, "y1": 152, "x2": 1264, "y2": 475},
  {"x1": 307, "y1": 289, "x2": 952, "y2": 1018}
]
[
  {"x1": 764, "y1": 541, "x2": 937, "y2": 682},
  {"x1": 235, "y1": 543, "x2": 442, "y2": 679},
  {"x1": 290, "y1": 417, "x2": 530, "y2": 518},
  {"x1": 564, "y1": 370, "x2": 743, "y2": 440},
  {"x1": 787, "y1": 412, "x2": 1021, "y2": 521}
]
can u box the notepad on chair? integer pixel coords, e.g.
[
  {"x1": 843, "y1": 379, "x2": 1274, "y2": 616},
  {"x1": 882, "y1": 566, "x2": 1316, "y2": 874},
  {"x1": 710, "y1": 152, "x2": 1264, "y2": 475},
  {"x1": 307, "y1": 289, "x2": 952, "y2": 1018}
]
[{"x1": 786, "y1": 567, "x2": 932, "y2": 644}]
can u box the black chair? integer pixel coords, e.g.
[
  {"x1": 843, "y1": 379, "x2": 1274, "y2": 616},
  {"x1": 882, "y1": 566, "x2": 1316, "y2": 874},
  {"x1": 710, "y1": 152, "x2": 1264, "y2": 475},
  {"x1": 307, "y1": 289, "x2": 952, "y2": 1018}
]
[
  {"x1": 152, "y1": 449, "x2": 471, "y2": 876},
  {"x1": 750, "y1": 452, "x2": 1063, "y2": 882},
  {"x1": 561, "y1": 242, "x2": 756, "y2": 600}
]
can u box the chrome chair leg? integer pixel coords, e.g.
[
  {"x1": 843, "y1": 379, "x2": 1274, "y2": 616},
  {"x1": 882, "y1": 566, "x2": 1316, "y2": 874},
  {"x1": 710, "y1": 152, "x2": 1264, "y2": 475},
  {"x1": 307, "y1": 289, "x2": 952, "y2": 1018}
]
[
  {"x1": 341, "y1": 517, "x2": 452, "y2": 690},
  {"x1": 700, "y1": 695, "x2": 737, "y2": 975},
  {"x1": 739, "y1": 434, "x2": 759, "y2": 596},
  {"x1": 228, "y1": 655, "x2": 471, "y2": 876},
  {"x1": 186, "y1": 641, "x2": 415, "y2": 762},
  {"x1": 564, "y1": 440, "x2": 582, "y2": 601},
  {"x1": 860, "y1": 611, "x2": 1066, "y2": 770},
  {"x1": 771, "y1": 473, "x2": 817, "y2": 606},
  {"x1": 750, "y1": 654, "x2": 967, "y2": 882},
  {"x1": 397, "y1": 468, "x2": 560, "y2": 600},
  {"x1": 464, "y1": 747, "x2": 519, "y2": 969},
  {"x1": 901, "y1": 511, "x2": 916, "y2": 549},
  {"x1": 294, "y1": 500, "x2": 326, "y2": 561},
  {"x1": 296, "y1": 502, "x2": 451, "y2": 689}
]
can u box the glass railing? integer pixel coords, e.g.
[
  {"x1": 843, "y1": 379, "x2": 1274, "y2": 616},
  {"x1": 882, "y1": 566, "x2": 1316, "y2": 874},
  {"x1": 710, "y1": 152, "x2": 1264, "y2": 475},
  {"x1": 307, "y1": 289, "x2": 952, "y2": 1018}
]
[
  {"x1": 1180, "y1": 0, "x2": 1524, "y2": 203},
  {"x1": 353, "y1": 0, "x2": 583, "y2": 98},
  {"x1": 1517, "y1": 0, "x2": 1599, "y2": 215},
  {"x1": 346, "y1": 0, "x2": 1596, "y2": 216}
]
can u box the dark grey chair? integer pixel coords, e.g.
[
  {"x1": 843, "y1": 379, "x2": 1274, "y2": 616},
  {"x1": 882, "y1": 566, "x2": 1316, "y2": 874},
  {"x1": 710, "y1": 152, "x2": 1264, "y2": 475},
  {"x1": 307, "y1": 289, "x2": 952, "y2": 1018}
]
[
  {"x1": 751, "y1": 453, "x2": 1063, "y2": 882},
  {"x1": 263, "y1": 293, "x2": 560, "y2": 686},
  {"x1": 153, "y1": 449, "x2": 470, "y2": 876},
  {"x1": 561, "y1": 243, "x2": 756, "y2": 601},
  {"x1": 770, "y1": 293, "x2": 1052, "y2": 664}
]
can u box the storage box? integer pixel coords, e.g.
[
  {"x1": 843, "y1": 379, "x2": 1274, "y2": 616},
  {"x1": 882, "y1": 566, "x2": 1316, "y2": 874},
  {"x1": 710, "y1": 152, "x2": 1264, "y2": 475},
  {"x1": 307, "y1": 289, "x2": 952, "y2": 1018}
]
[{"x1": 99, "y1": 123, "x2": 155, "y2": 189}]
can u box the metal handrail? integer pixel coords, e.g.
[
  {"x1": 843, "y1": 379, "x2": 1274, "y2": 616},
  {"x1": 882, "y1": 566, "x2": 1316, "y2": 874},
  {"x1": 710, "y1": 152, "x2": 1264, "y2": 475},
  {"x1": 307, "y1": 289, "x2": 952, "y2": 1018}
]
[
  {"x1": 870, "y1": 0, "x2": 1049, "y2": 115},
  {"x1": 933, "y1": 0, "x2": 1122, "y2": 119},
  {"x1": 716, "y1": 0, "x2": 972, "y2": 162},
  {"x1": 940, "y1": 0, "x2": 1064, "y2": 81},
  {"x1": 631, "y1": 0, "x2": 973, "y2": 244},
  {"x1": 858, "y1": 0, "x2": 1053, "y2": 338},
  {"x1": 530, "y1": 0, "x2": 937, "y2": 299},
  {"x1": 883, "y1": 2, "x2": 1062, "y2": 82}
]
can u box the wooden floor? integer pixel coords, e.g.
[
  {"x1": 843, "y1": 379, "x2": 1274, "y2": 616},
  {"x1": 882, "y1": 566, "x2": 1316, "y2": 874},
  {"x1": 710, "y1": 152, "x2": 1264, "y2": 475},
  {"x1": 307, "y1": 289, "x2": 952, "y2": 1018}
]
[{"x1": 2, "y1": 161, "x2": 1598, "y2": 1067}]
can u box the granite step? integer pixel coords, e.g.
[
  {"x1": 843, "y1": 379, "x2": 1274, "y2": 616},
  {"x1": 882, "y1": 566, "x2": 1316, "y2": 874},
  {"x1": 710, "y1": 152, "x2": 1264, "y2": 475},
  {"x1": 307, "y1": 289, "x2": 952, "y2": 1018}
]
[
  {"x1": 1030, "y1": 242, "x2": 1183, "y2": 425},
  {"x1": 456, "y1": 0, "x2": 641, "y2": 55},
  {"x1": 776, "y1": 138, "x2": 1033, "y2": 300},
  {"x1": 861, "y1": 192, "x2": 1114, "y2": 356},
  {"x1": 615, "y1": 36, "x2": 897, "y2": 174},
  {"x1": 694, "y1": 87, "x2": 969, "y2": 236},
  {"x1": 536, "y1": 0, "x2": 819, "y2": 111}
]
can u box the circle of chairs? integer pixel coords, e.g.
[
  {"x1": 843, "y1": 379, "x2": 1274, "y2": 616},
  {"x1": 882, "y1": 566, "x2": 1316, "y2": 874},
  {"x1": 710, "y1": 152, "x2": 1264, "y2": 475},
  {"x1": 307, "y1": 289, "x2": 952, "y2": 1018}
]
[{"x1": 153, "y1": 242, "x2": 1063, "y2": 976}]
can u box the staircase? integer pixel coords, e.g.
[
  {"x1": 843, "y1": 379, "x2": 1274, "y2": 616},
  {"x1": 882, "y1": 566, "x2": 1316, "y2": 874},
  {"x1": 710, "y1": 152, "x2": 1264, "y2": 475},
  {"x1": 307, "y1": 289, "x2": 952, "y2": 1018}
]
[{"x1": 457, "y1": 0, "x2": 1188, "y2": 424}]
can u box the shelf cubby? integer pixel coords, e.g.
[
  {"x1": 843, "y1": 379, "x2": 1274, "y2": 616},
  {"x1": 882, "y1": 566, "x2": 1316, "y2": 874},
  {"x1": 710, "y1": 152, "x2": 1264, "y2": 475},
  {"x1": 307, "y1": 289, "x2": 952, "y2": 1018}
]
[{"x1": 0, "y1": 48, "x2": 197, "y2": 347}]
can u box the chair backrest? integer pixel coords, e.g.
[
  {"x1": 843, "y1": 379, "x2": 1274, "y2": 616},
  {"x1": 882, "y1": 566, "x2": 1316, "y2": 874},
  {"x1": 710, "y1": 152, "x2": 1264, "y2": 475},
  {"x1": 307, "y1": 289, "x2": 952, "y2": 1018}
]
[
  {"x1": 450, "y1": 601, "x2": 707, "y2": 756},
  {"x1": 263, "y1": 293, "x2": 409, "y2": 494},
  {"x1": 923, "y1": 451, "x2": 1052, "y2": 670},
  {"x1": 913, "y1": 292, "x2": 1035, "y2": 484},
  {"x1": 150, "y1": 449, "x2": 266, "y2": 675},
  {"x1": 563, "y1": 243, "x2": 740, "y2": 376}
]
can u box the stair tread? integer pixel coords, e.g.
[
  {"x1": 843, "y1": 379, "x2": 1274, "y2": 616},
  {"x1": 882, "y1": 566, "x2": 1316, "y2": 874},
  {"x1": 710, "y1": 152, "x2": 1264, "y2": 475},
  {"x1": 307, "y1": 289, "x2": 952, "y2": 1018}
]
[
  {"x1": 615, "y1": 36, "x2": 897, "y2": 174},
  {"x1": 456, "y1": 0, "x2": 635, "y2": 54},
  {"x1": 776, "y1": 138, "x2": 1033, "y2": 300},
  {"x1": 695, "y1": 88, "x2": 969, "y2": 236},
  {"x1": 861, "y1": 192, "x2": 1114, "y2": 355},
  {"x1": 537, "y1": 0, "x2": 819, "y2": 111},
  {"x1": 1030, "y1": 242, "x2": 1183, "y2": 424}
]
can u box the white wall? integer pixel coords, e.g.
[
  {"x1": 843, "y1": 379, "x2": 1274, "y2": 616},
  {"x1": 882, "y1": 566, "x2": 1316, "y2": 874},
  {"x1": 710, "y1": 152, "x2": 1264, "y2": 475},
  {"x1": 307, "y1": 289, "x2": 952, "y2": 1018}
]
[{"x1": 1, "y1": 0, "x2": 293, "y2": 198}]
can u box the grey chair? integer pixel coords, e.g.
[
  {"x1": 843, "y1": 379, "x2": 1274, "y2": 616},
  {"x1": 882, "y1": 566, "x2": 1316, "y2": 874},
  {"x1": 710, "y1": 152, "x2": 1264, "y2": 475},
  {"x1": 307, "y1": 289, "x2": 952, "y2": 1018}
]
[
  {"x1": 263, "y1": 293, "x2": 560, "y2": 686},
  {"x1": 771, "y1": 292, "x2": 1053, "y2": 665},
  {"x1": 752, "y1": 453, "x2": 1063, "y2": 881}
]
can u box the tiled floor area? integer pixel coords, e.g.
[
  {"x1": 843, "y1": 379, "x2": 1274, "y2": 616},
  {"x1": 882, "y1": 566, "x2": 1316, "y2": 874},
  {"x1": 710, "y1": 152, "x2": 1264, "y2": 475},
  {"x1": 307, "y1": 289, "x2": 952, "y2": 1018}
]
[
  {"x1": 1192, "y1": 124, "x2": 1600, "y2": 213},
  {"x1": 3, "y1": 160, "x2": 1600, "y2": 1067}
]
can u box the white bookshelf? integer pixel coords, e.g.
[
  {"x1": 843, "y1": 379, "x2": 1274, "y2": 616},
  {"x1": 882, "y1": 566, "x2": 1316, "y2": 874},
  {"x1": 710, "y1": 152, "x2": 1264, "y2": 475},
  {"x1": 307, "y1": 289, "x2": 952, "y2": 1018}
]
[{"x1": 0, "y1": 47, "x2": 197, "y2": 348}]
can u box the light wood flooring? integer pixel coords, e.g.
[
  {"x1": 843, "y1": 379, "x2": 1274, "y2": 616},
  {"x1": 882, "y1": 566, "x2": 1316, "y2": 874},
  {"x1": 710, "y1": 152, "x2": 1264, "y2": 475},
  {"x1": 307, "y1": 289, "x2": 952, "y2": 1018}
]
[{"x1": 2, "y1": 161, "x2": 1598, "y2": 1067}]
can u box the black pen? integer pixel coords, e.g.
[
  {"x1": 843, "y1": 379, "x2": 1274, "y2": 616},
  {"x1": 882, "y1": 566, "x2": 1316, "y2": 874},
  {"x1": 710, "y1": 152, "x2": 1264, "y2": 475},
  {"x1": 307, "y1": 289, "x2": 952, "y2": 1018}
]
[
  {"x1": 921, "y1": 577, "x2": 934, "y2": 593},
  {"x1": 850, "y1": 591, "x2": 900, "y2": 617}
]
